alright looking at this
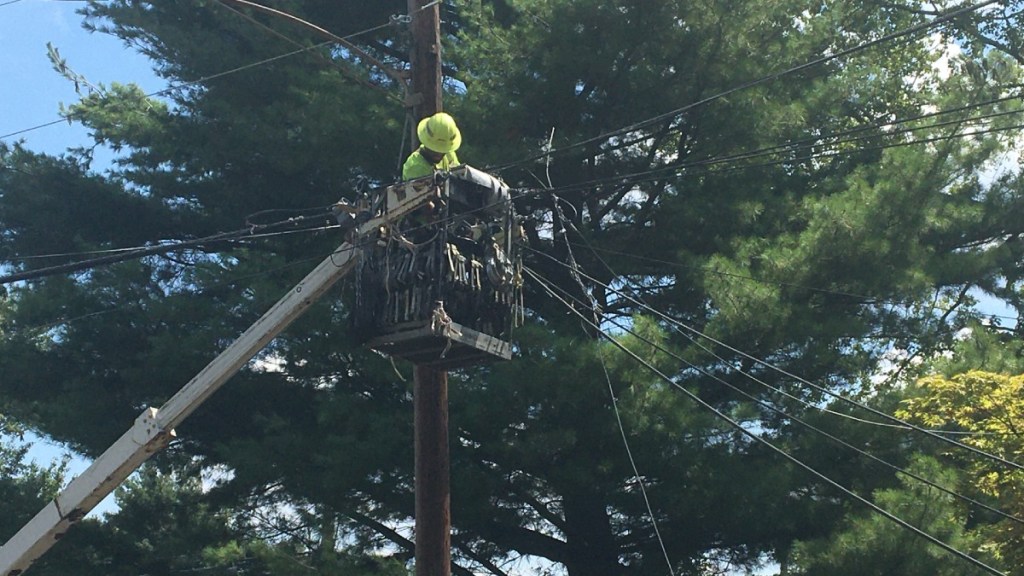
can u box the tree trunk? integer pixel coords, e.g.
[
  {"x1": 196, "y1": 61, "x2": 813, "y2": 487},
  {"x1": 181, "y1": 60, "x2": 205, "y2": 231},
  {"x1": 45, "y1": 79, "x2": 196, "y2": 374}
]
[{"x1": 562, "y1": 491, "x2": 622, "y2": 576}]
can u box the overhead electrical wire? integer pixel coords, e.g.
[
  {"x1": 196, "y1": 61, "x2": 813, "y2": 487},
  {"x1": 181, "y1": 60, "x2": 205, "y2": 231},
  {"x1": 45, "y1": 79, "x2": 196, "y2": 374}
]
[
  {"x1": 596, "y1": 351, "x2": 677, "y2": 576},
  {"x1": 549, "y1": 200, "x2": 676, "y2": 575},
  {"x1": 546, "y1": 90, "x2": 1024, "y2": 171},
  {"x1": 521, "y1": 118, "x2": 1024, "y2": 220},
  {"x1": 525, "y1": 247, "x2": 1024, "y2": 527},
  {"x1": 214, "y1": 0, "x2": 398, "y2": 100},
  {"x1": 19, "y1": 43, "x2": 315, "y2": 134},
  {"x1": 2, "y1": 211, "x2": 337, "y2": 264},
  {"x1": 524, "y1": 266, "x2": 1008, "y2": 576},
  {"x1": 622, "y1": 305, "x2": 1024, "y2": 528},
  {"x1": 0, "y1": 6, "x2": 410, "y2": 142},
  {"x1": 494, "y1": 94, "x2": 1024, "y2": 209},
  {"x1": 542, "y1": 70, "x2": 1023, "y2": 171},
  {"x1": 3, "y1": 224, "x2": 356, "y2": 339},
  {"x1": 563, "y1": 242, "x2": 1021, "y2": 326},
  {"x1": 0, "y1": 229, "x2": 248, "y2": 285},
  {"x1": 0, "y1": 43, "x2": 327, "y2": 142},
  {"x1": 676, "y1": 104, "x2": 1024, "y2": 172},
  {"x1": 489, "y1": 0, "x2": 1003, "y2": 173},
  {"x1": 0, "y1": 207, "x2": 339, "y2": 286},
  {"x1": 661, "y1": 306, "x2": 1024, "y2": 470},
  {"x1": 536, "y1": 113, "x2": 1024, "y2": 198},
  {"x1": 216, "y1": 0, "x2": 408, "y2": 88},
  {"x1": 521, "y1": 244, "x2": 1024, "y2": 473}
]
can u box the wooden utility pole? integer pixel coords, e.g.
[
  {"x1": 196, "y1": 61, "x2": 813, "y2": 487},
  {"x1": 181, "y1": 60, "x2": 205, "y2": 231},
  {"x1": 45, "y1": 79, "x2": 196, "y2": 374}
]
[
  {"x1": 408, "y1": 0, "x2": 443, "y2": 121},
  {"x1": 413, "y1": 364, "x2": 450, "y2": 576},
  {"x1": 408, "y1": 2, "x2": 450, "y2": 576}
]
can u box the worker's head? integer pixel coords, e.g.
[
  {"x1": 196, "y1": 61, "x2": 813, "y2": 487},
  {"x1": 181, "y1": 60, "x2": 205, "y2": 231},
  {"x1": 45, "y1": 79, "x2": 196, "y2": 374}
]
[{"x1": 417, "y1": 112, "x2": 462, "y2": 155}]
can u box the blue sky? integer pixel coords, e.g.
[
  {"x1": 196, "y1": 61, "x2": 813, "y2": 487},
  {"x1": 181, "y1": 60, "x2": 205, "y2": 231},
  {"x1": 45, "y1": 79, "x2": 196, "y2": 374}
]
[
  {"x1": 2, "y1": 0, "x2": 165, "y2": 513},
  {"x1": 1, "y1": 0, "x2": 164, "y2": 157}
]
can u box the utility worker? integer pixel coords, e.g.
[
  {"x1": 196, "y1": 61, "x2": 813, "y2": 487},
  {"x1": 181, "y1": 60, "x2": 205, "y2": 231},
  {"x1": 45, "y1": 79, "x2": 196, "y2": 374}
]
[{"x1": 402, "y1": 112, "x2": 461, "y2": 181}]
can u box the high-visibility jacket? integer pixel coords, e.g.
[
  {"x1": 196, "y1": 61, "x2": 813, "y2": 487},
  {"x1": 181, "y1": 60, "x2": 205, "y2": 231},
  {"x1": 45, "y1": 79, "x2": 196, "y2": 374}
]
[{"x1": 402, "y1": 147, "x2": 460, "y2": 181}]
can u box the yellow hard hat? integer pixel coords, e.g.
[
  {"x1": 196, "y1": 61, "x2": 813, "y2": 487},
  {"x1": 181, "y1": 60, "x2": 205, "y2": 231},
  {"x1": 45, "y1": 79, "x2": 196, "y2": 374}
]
[{"x1": 417, "y1": 112, "x2": 462, "y2": 154}]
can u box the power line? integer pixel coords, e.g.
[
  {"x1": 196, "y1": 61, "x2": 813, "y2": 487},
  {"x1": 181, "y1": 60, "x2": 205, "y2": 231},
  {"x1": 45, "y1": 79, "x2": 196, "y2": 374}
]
[
  {"x1": 1, "y1": 205, "x2": 336, "y2": 263},
  {"x1": 534, "y1": 89, "x2": 1023, "y2": 175},
  {"x1": 0, "y1": 230, "x2": 247, "y2": 285},
  {"x1": 510, "y1": 109, "x2": 1024, "y2": 202},
  {"x1": 4, "y1": 224, "x2": 358, "y2": 337},
  {"x1": 562, "y1": 242, "x2": 1021, "y2": 325},
  {"x1": 527, "y1": 252, "x2": 1024, "y2": 527},
  {"x1": 630, "y1": 309, "x2": 1024, "y2": 527},
  {"x1": 0, "y1": 44, "x2": 326, "y2": 142},
  {"x1": 539, "y1": 114, "x2": 1024, "y2": 198},
  {"x1": 551, "y1": 200, "x2": 676, "y2": 575},
  {"x1": 668, "y1": 103, "x2": 1024, "y2": 175},
  {"x1": 0, "y1": 7, "x2": 409, "y2": 142},
  {"x1": 490, "y1": 0, "x2": 1002, "y2": 173},
  {"x1": 524, "y1": 245, "x2": 1024, "y2": 473},
  {"x1": 216, "y1": 0, "x2": 407, "y2": 89},
  {"x1": 214, "y1": 0, "x2": 398, "y2": 100},
  {"x1": 0, "y1": 208, "x2": 336, "y2": 286},
  {"x1": 538, "y1": 237, "x2": 1017, "y2": 432},
  {"x1": 597, "y1": 352, "x2": 676, "y2": 576},
  {"x1": 524, "y1": 266, "x2": 1007, "y2": 576}
]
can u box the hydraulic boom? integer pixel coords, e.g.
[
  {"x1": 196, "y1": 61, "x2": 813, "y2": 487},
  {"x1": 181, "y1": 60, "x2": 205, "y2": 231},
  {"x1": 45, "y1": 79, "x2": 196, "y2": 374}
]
[{"x1": 0, "y1": 178, "x2": 440, "y2": 576}]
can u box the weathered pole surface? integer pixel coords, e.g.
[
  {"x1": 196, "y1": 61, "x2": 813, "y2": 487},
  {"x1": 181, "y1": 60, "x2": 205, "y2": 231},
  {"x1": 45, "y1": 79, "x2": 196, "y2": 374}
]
[
  {"x1": 413, "y1": 364, "x2": 450, "y2": 576},
  {"x1": 408, "y1": 1, "x2": 450, "y2": 575},
  {"x1": 408, "y1": 0, "x2": 443, "y2": 121}
]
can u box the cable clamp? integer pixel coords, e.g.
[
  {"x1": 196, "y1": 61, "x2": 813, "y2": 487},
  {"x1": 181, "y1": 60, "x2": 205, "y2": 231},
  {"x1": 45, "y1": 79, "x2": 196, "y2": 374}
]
[{"x1": 391, "y1": 14, "x2": 412, "y2": 25}]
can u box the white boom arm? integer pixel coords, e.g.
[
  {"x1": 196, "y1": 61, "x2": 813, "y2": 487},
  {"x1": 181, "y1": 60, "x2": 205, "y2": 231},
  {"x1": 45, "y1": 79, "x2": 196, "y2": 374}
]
[{"x1": 0, "y1": 179, "x2": 437, "y2": 576}]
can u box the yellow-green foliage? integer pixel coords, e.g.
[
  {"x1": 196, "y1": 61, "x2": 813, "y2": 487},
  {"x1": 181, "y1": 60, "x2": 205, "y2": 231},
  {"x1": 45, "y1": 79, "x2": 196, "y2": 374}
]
[{"x1": 898, "y1": 371, "x2": 1024, "y2": 571}]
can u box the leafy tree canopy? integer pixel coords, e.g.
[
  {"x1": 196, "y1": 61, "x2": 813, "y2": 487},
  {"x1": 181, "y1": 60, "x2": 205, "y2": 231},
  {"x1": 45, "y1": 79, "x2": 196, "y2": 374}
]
[{"x1": 2, "y1": 0, "x2": 1024, "y2": 574}]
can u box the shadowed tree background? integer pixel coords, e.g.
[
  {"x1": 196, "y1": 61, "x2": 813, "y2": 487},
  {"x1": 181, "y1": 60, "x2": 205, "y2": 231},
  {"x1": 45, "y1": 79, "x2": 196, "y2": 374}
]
[{"x1": 2, "y1": 0, "x2": 1024, "y2": 574}]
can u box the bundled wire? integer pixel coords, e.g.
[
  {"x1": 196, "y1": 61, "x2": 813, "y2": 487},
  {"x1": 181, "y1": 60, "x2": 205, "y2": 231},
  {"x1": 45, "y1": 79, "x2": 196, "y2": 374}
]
[
  {"x1": 523, "y1": 243, "x2": 1023, "y2": 473},
  {"x1": 528, "y1": 245, "x2": 1024, "y2": 527},
  {"x1": 524, "y1": 264, "x2": 1007, "y2": 576},
  {"x1": 0, "y1": 206, "x2": 336, "y2": 286},
  {"x1": 489, "y1": 0, "x2": 1003, "y2": 174}
]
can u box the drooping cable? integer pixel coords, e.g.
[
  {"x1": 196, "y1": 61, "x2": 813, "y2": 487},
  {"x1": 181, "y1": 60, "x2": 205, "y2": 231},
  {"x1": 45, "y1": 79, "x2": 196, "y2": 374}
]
[
  {"x1": 562, "y1": 242, "x2": 1021, "y2": 327},
  {"x1": 527, "y1": 248, "x2": 1024, "y2": 527},
  {"x1": 217, "y1": 0, "x2": 407, "y2": 87},
  {"x1": 522, "y1": 245, "x2": 1024, "y2": 473},
  {"x1": 552, "y1": 199, "x2": 675, "y2": 576},
  {"x1": 535, "y1": 115, "x2": 1024, "y2": 198},
  {"x1": 597, "y1": 351, "x2": 677, "y2": 576},
  {"x1": 0, "y1": 207, "x2": 336, "y2": 286},
  {"x1": 1, "y1": 6, "x2": 411, "y2": 142},
  {"x1": 524, "y1": 266, "x2": 1007, "y2": 576},
  {"x1": 214, "y1": 0, "x2": 398, "y2": 100},
  {"x1": 489, "y1": 0, "x2": 1002, "y2": 173}
]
